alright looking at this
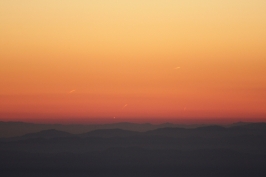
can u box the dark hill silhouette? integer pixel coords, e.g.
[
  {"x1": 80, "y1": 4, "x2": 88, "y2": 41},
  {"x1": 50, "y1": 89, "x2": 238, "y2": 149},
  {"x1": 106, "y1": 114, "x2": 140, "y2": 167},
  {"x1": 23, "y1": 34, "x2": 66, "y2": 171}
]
[
  {"x1": 241, "y1": 122, "x2": 266, "y2": 129},
  {"x1": 0, "y1": 121, "x2": 186, "y2": 138},
  {"x1": 229, "y1": 123, "x2": 266, "y2": 136},
  {"x1": 0, "y1": 122, "x2": 265, "y2": 154},
  {"x1": 145, "y1": 125, "x2": 227, "y2": 138},
  {"x1": 145, "y1": 127, "x2": 188, "y2": 137},
  {"x1": 1, "y1": 122, "x2": 266, "y2": 176},
  {"x1": 20, "y1": 129, "x2": 74, "y2": 139},
  {"x1": 195, "y1": 125, "x2": 226, "y2": 131},
  {"x1": 1, "y1": 148, "x2": 266, "y2": 176},
  {"x1": 81, "y1": 128, "x2": 140, "y2": 138},
  {"x1": 228, "y1": 121, "x2": 250, "y2": 127}
]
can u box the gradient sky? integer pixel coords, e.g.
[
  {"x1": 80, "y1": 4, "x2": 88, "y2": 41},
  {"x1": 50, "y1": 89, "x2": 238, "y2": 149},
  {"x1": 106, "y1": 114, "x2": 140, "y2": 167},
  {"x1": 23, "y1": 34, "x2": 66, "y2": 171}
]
[{"x1": 1, "y1": 0, "x2": 266, "y2": 124}]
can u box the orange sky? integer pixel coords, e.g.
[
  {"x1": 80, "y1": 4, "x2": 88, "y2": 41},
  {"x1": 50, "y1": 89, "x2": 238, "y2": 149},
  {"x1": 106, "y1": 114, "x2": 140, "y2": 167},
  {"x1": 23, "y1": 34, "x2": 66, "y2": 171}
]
[{"x1": 0, "y1": 0, "x2": 266, "y2": 124}]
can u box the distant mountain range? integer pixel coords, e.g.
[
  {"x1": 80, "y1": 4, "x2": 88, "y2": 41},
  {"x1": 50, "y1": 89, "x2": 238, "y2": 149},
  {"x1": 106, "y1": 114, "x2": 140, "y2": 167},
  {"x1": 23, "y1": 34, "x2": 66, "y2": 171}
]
[
  {"x1": 0, "y1": 121, "x2": 209, "y2": 138},
  {"x1": 1, "y1": 122, "x2": 266, "y2": 176},
  {"x1": 1, "y1": 122, "x2": 266, "y2": 153}
]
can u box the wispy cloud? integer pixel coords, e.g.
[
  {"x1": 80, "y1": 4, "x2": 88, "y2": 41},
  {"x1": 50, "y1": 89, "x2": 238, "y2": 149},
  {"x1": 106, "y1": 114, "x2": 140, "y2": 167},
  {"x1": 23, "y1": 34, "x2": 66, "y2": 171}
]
[
  {"x1": 68, "y1": 90, "x2": 76, "y2": 94},
  {"x1": 122, "y1": 104, "x2": 128, "y2": 109}
]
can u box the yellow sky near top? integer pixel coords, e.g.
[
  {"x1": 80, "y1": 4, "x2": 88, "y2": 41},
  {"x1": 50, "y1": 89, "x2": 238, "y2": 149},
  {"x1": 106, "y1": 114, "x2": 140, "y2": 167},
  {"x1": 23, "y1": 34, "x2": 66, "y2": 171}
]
[
  {"x1": 0, "y1": 0, "x2": 266, "y2": 122},
  {"x1": 1, "y1": 1, "x2": 266, "y2": 55}
]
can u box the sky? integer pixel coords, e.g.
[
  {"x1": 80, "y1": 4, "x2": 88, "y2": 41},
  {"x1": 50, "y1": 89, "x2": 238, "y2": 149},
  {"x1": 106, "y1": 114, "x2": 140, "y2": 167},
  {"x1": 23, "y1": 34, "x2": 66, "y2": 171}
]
[{"x1": 0, "y1": 0, "x2": 266, "y2": 124}]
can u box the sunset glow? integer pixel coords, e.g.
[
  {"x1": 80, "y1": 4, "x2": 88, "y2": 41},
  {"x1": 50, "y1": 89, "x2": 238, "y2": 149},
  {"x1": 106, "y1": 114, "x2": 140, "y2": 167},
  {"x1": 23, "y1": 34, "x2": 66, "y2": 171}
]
[{"x1": 1, "y1": 0, "x2": 266, "y2": 124}]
